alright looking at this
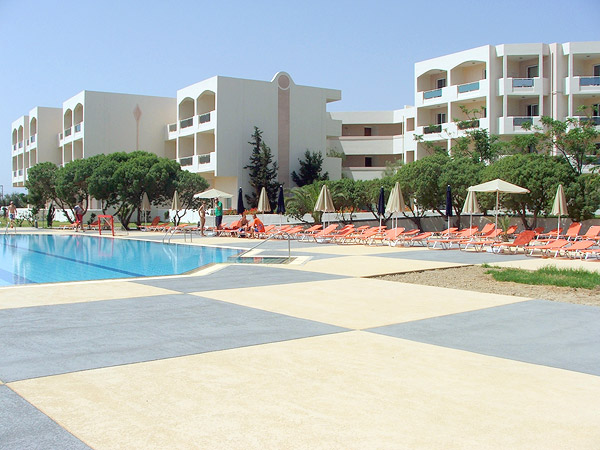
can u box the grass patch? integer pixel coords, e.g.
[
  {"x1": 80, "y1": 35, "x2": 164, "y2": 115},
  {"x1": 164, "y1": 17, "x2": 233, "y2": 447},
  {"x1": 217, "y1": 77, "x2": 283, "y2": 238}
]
[{"x1": 485, "y1": 265, "x2": 600, "y2": 290}]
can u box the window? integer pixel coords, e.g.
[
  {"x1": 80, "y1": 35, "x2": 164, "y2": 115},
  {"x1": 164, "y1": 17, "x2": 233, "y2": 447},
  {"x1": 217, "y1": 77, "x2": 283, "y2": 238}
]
[
  {"x1": 526, "y1": 104, "x2": 539, "y2": 117},
  {"x1": 483, "y1": 69, "x2": 487, "y2": 79},
  {"x1": 481, "y1": 106, "x2": 487, "y2": 118},
  {"x1": 365, "y1": 157, "x2": 373, "y2": 167},
  {"x1": 592, "y1": 104, "x2": 600, "y2": 116},
  {"x1": 594, "y1": 64, "x2": 600, "y2": 77},
  {"x1": 364, "y1": 127, "x2": 372, "y2": 136},
  {"x1": 436, "y1": 113, "x2": 446, "y2": 124},
  {"x1": 437, "y1": 78, "x2": 446, "y2": 89},
  {"x1": 527, "y1": 65, "x2": 539, "y2": 78}
]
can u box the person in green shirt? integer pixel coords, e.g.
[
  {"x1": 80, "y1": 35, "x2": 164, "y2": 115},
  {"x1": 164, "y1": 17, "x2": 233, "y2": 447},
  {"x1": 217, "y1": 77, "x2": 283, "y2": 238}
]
[{"x1": 214, "y1": 198, "x2": 223, "y2": 229}]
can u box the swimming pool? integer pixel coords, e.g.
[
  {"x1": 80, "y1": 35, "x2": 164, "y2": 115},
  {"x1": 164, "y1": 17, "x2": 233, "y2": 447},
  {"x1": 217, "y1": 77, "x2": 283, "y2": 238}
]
[{"x1": 0, "y1": 234, "x2": 240, "y2": 286}]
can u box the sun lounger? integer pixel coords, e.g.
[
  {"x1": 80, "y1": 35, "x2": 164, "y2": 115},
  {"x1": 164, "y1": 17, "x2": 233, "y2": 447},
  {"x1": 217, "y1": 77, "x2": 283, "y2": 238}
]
[
  {"x1": 365, "y1": 227, "x2": 405, "y2": 246},
  {"x1": 576, "y1": 225, "x2": 600, "y2": 242},
  {"x1": 296, "y1": 224, "x2": 323, "y2": 241},
  {"x1": 427, "y1": 228, "x2": 478, "y2": 250},
  {"x1": 491, "y1": 230, "x2": 536, "y2": 254},
  {"x1": 525, "y1": 239, "x2": 569, "y2": 257},
  {"x1": 303, "y1": 224, "x2": 339, "y2": 242},
  {"x1": 402, "y1": 232, "x2": 433, "y2": 247},
  {"x1": 559, "y1": 240, "x2": 597, "y2": 259},
  {"x1": 461, "y1": 228, "x2": 504, "y2": 252},
  {"x1": 558, "y1": 222, "x2": 582, "y2": 241}
]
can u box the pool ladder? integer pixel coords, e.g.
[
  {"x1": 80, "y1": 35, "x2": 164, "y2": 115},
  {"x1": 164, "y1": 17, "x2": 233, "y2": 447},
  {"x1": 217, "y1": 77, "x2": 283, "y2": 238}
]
[{"x1": 236, "y1": 231, "x2": 292, "y2": 260}]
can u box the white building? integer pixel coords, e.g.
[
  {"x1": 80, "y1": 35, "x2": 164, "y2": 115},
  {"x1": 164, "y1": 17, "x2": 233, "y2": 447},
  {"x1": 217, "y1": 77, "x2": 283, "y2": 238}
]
[
  {"x1": 164, "y1": 72, "x2": 342, "y2": 198},
  {"x1": 11, "y1": 41, "x2": 600, "y2": 192},
  {"x1": 329, "y1": 41, "x2": 600, "y2": 180}
]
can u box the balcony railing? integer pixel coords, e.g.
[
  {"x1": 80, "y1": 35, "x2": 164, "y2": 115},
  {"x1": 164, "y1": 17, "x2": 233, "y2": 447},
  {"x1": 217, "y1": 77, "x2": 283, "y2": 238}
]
[
  {"x1": 65, "y1": 127, "x2": 72, "y2": 137},
  {"x1": 74, "y1": 123, "x2": 81, "y2": 133},
  {"x1": 457, "y1": 119, "x2": 480, "y2": 130},
  {"x1": 198, "y1": 153, "x2": 211, "y2": 164},
  {"x1": 18, "y1": 169, "x2": 23, "y2": 176},
  {"x1": 12, "y1": 144, "x2": 16, "y2": 151},
  {"x1": 18, "y1": 141, "x2": 23, "y2": 149},
  {"x1": 198, "y1": 112, "x2": 211, "y2": 124},
  {"x1": 180, "y1": 117, "x2": 193, "y2": 129},
  {"x1": 580, "y1": 77, "x2": 600, "y2": 87},
  {"x1": 168, "y1": 123, "x2": 177, "y2": 132},
  {"x1": 580, "y1": 116, "x2": 600, "y2": 125},
  {"x1": 513, "y1": 117, "x2": 534, "y2": 127},
  {"x1": 457, "y1": 81, "x2": 480, "y2": 93},
  {"x1": 512, "y1": 78, "x2": 534, "y2": 88},
  {"x1": 179, "y1": 156, "x2": 193, "y2": 166},
  {"x1": 30, "y1": 134, "x2": 36, "y2": 143},
  {"x1": 424, "y1": 125, "x2": 442, "y2": 134},
  {"x1": 423, "y1": 88, "x2": 442, "y2": 99}
]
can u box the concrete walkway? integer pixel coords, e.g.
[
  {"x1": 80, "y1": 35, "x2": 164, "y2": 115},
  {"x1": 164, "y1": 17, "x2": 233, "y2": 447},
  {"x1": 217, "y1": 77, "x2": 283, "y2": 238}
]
[{"x1": 1, "y1": 232, "x2": 600, "y2": 449}]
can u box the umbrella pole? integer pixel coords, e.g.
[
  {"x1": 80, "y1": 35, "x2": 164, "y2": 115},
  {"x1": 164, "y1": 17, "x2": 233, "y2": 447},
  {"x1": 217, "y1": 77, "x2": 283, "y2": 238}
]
[{"x1": 495, "y1": 191, "x2": 499, "y2": 232}]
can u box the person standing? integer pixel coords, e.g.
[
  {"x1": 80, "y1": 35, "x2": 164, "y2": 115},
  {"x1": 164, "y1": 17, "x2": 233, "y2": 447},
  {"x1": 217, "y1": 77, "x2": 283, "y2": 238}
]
[
  {"x1": 7, "y1": 201, "x2": 17, "y2": 229},
  {"x1": 74, "y1": 202, "x2": 84, "y2": 232},
  {"x1": 214, "y1": 198, "x2": 223, "y2": 229},
  {"x1": 198, "y1": 201, "x2": 206, "y2": 236}
]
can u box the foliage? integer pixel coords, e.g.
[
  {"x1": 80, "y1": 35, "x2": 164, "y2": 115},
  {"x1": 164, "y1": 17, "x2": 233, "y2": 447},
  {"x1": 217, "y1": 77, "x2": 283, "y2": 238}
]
[
  {"x1": 291, "y1": 150, "x2": 328, "y2": 187},
  {"x1": 55, "y1": 156, "x2": 105, "y2": 217},
  {"x1": 482, "y1": 154, "x2": 576, "y2": 228},
  {"x1": 244, "y1": 127, "x2": 279, "y2": 208},
  {"x1": 565, "y1": 173, "x2": 600, "y2": 221},
  {"x1": 285, "y1": 182, "x2": 326, "y2": 223},
  {"x1": 452, "y1": 106, "x2": 502, "y2": 164},
  {"x1": 326, "y1": 147, "x2": 345, "y2": 159},
  {"x1": 171, "y1": 170, "x2": 210, "y2": 225},
  {"x1": 382, "y1": 158, "x2": 404, "y2": 177},
  {"x1": 25, "y1": 162, "x2": 59, "y2": 208}
]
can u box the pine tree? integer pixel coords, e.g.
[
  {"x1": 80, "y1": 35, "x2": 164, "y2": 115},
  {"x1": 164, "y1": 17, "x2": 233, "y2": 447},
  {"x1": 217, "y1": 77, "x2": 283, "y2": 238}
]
[
  {"x1": 291, "y1": 150, "x2": 329, "y2": 187},
  {"x1": 244, "y1": 127, "x2": 279, "y2": 208}
]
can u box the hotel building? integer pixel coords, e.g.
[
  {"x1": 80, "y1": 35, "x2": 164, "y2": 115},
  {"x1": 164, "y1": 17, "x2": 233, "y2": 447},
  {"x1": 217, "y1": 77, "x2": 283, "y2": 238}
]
[{"x1": 11, "y1": 41, "x2": 600, "y2": 199}]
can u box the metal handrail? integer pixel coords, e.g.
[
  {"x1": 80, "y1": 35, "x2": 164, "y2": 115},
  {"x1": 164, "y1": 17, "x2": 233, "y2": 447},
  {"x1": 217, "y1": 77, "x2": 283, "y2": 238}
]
[{"x1": 236, "y1": 230, "x2": 292, "y2": 259}]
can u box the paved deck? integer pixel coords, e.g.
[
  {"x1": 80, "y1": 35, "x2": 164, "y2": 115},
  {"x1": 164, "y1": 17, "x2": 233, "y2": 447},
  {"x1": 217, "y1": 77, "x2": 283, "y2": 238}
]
[{"x1": 1, "y1": 231, "x2": 600, "y2": 449}]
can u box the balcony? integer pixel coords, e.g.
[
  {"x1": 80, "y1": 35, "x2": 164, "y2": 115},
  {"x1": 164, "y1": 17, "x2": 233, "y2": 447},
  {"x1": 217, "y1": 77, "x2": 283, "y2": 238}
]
[
  {"x1": 424, "y1": 125, "x2": 442, "y2": 134},
  {"x1": 58, "y1": 131, "x2": 64, "y2": 146},
  {"x1": 177, "y1": 152, "x2": 216, "y2": 173},
  {"x1": 331, "y1": 135, "x2": 401, "y2": 156},
  {"x1": 168, "y1": 111, "x2": 216, "y2": 139},
  {"x1": 74, "y1": 123, "x2": 82, "y2": 133},
  {"x1": 569, "y1": 116, "x2": 600, "y2": 127},
  {"x1": 423, "y1": 88, "x2": 442, "y2": 100},
  {"x1": 65, "y1": 127, "x2": 72, "y2": 137},
  {"x1": 498, "y1": 77, "x2": 549, "y2": 96},
  {"x1": 341, "y1": 166, "x2": 386, "y2": 181},
  {"x1": 498, "y1": 116, "x2": 541, "y2": 134},
  {"x1": 457, "y1": 81, "x2": 480, "y2": 94},
  {"x1": 565, "y1": 76, "x2": 600, "y2": 95}
]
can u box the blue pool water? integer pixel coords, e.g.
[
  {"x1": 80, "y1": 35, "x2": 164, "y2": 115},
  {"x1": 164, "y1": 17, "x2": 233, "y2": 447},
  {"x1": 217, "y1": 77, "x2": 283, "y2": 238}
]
[{"x1": 0, "y1": 234, "x2": 240, "y2": 286}]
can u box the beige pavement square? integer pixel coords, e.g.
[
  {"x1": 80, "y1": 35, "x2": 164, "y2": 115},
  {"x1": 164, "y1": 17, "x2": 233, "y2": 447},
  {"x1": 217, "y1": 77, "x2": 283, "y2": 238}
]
[
  {"x1": 291, "y1": 243, "x2": 423, "y2": 256},
  {"x1": 282, "y1": 255, "x2": 466, "y2": 277},
  {"x1": 0, "y1": 281, "x2": 178, "y2": 310},
  {"x1": 10, "y1": 331, "x2": 600, "y2": 450},
  {"x1": 195, "y1": 277, "x2": 526, "y2": 329}
]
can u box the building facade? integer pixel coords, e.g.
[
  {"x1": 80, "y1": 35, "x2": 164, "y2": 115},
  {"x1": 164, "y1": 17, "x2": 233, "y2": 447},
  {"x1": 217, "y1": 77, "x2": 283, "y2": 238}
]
[
  {"x1": 329, "y1": 41, "x2": 600, "y2": 180},
  {"x1": 11, "y1": 41, "x2": 600, "y2": 196}
]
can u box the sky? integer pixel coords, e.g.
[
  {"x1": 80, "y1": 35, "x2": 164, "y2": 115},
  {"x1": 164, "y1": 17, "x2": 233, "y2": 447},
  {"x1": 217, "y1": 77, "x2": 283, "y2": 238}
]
[{"x1": 2, "y1": 0, "x2": 599, "y2": 194}]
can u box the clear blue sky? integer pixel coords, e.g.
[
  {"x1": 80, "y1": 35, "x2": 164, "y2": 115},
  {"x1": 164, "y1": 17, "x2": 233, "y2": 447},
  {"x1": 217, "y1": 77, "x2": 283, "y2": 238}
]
[{"x1": 2, "y1": 0, "x2": 599, "y2": 194}]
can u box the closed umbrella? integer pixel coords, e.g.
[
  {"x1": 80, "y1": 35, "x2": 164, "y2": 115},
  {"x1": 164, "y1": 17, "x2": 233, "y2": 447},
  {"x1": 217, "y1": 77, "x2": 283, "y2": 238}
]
[
  {"x1": 551, "y1": 184, "x2": 568, "y2": 239},
  {"x1": 315, "y1": 184, "x2": 335, "y2": 225},
  {"x1": 171, "y1": 190, "x2": 180, "y2": 225},
  {"x1": 141, "y1": 192, "x2": 151, "y2": 226},
  {"x1": 257, "y1": 187, "x2": 271, "y2": 213},
  {"x1": 276, "y1": 185, "x2": 286, "y2": 227},
  {"x1": 445, "y1": 185, "x2": 453, "y2": 231},
  {"x1": 257, "y1": 187, "x2": 271, "y2": 225},
  {"x1": 385, "y1": 183, "x2": 400, "y2": 229},
  {"x1": 468, "y1": 179, "x2": 529, "y2": 232},
  {"x1": 461, "y1": 190, "x2": 481, "y2": 229},
  {"x1": 237, "y1": 187, "x2": 245, "y2": 215},
  {"x1": 377, "y1": 187, "x2": 385, "y2": 228}
]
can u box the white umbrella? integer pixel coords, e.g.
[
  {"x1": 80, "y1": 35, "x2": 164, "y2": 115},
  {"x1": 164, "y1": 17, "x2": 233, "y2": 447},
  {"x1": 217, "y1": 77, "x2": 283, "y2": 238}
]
[
  {"x1": 314, "y1": 184, "x2": 335, "y2": 226},
  {"x1": 468, "y1": 179, "x2": 529, "y2": 231},
  {"x1": 551, "y1": 184, "x2": 568, "y2": 238},
  {"x1": 461, "y1": 190, "x2": 481, "y2": 229},
  {"x1": 386, "y1": 182, "x2": 408, "y2": 229},
  {"x1": 257, "y1": 187, "x2": 271, "y2": 213},
  {"x1": 141, "y1": 192, "x2": 151, "y2": 226},
  {"x1": 193, "y1": 188, "x2": 233, "y2": 199}
]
